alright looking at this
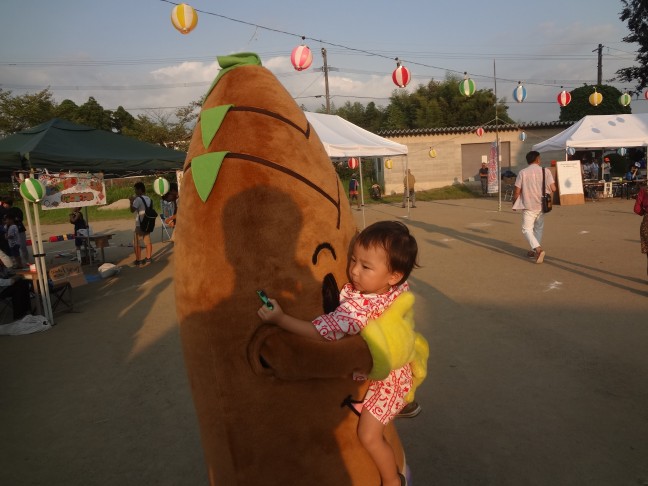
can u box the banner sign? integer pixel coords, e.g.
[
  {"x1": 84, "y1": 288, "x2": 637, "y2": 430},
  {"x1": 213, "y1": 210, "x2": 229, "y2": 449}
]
[
  {"x1": 487, "y1": 143, "x2": 499, "y2": 194},
  {"x1": 37, "y1": 172, "x2": 107, "y2": 210}
]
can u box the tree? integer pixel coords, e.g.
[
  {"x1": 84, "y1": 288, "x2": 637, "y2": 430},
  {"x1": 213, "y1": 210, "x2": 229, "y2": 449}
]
[
  {"x1": 0, "y1": 88, "x2": 56, "y2": 135},
  {"x1": 75, "y1": 97, "x2": 113, "y2": 131},
  {"x1": 55, "y1": 99, "x2": 79, "y2": 121},
  {"x1": 616, "y1": 0, "x2": 648, "y2": 91},
  {"x1": 559, "y1": 84, "x2": 631, "y2": 121},
  {"x1": 111, "y1": 106, "x2": 136, "y2": 134}
]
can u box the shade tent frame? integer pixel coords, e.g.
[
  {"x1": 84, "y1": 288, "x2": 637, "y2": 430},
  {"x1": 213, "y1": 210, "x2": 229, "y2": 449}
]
[{"x1": 304, "y1": 112, "x2": 409, "y2": 225}]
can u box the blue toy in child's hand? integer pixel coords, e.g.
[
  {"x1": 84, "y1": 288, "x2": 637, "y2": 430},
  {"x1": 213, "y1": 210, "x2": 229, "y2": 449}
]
[{"x1": 257, "y1": 290, "x2": 274, "y2": 310}]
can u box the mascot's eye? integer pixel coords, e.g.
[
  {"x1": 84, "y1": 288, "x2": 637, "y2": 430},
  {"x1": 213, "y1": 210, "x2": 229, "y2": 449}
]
[{"x1": 322, "y1": 273, "x2": 340, "y2": 314}]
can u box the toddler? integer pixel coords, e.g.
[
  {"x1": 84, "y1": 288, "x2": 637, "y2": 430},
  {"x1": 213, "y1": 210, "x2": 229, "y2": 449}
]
[{"x1": 258, "y1": 220, "x2": 419, "y2": 486}]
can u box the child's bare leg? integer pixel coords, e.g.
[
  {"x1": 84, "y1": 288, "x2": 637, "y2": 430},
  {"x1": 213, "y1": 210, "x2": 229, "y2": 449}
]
[{"x1": 357, "y1": 409, "x2": 400, "y2": 486}]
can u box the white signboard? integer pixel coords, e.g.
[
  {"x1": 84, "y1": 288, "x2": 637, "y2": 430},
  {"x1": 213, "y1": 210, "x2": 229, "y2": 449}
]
[
  {"x1": 556, "y1": 161, "x2": 584, "y2": 196},
  {"x1": 37, "y1": 172, "x2": 107, "y2": 210}
]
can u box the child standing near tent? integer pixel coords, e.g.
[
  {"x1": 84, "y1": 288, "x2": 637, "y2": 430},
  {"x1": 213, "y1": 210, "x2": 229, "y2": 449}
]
[
  {"x1": 70, "y1": 207, "x2": 89, "y2": 263},
  {"x1": 4, "y1": 213, "x2": 23, "y2": 269},
  {"x1": 258, "y1": 221, "x2": 421, "y2": 486}
]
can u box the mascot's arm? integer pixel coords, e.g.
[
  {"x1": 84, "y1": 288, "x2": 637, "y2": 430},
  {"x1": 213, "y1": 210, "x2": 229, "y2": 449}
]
[
  {"x1": 248, "y1": 324, "x2": 374, "y2": 380},
  {"x1": 360, "y1": 292, "x2": 429, "y2": 402}
]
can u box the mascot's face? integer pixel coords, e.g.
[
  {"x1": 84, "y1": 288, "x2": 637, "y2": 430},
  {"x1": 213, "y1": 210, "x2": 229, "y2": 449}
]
[{"x1": 174, "y1": 54, "x2": 402, "y2": 486}]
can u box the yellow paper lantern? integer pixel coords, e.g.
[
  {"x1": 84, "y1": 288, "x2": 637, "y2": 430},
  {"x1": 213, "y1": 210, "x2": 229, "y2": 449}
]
[
  {"x1": 171, "y1": 3, "x2": 198, "y2": 34},
  {"x1": 589, "y1": 89, "x2": 603, "y2": 107},
  {"x1": 428, "y1": 148, "x2": 437, "y2": 158},
  {"x1": 385, "y1": 159, "x2": 393, "y2": 170}
]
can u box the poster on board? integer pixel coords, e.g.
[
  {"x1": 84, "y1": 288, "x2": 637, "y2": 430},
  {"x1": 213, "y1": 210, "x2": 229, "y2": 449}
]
[
  {"x1": 556, "y1": 161, "x2": 585, "y2": 206},
  {"x1": 37, "y1": 172, "x2": 107, "y2": 210}
]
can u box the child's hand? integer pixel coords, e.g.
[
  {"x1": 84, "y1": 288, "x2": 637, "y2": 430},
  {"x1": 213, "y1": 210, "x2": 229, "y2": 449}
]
[{"x1": 257, "y1": 298, "x2": 283, "y2": 324}]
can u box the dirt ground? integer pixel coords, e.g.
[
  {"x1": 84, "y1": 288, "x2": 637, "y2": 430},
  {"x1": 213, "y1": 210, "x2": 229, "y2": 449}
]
[{"x1": 1, "y1": 197, "x2": 647, "y2": 486}]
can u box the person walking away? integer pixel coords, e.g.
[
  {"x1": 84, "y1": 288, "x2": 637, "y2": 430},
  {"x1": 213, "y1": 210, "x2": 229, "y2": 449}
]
[
  {"x1": 512, "y1": 151, "x2": 556, "y2": 264},
  {"x1": 129, "y1": 182, "x2": 153, "y2": 266},
  {"x1": 2, "y1": 197, "x2": 28, "y2": 265},
  {"x1": 258, "y1": 221, "x2": 421, "y2": 486},
  {"x1": 479, "y1": 161, "x2": 489, "y2": 196},
  {"x1": 349, "y1": 174, "x2": 361, "y2": 210},
  {"x1": 634, "y1": 185, "x2": 648, "y2": 279},
  {"x1": 402, "y1": 169, "x2": 416, "y2": 208}
]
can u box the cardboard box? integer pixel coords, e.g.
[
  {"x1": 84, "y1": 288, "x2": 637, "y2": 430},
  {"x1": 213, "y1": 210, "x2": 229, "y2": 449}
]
[{"x1": 49, "y1": 262, "x2": 87, "y2": 288}]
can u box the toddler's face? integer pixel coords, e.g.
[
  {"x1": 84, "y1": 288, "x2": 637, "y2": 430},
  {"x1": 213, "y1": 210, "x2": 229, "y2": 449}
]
[{"x1": 348, "y1": 243, "x2": 402, "y2": 295}]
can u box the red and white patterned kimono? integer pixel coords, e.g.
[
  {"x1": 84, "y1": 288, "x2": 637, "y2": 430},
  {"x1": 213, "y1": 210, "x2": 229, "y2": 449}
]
[{"x1": 312, "y1": 282, "x2": 413, "y2": 424}]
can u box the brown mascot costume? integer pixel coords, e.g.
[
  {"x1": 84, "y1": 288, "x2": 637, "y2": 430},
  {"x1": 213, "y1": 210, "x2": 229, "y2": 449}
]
[{"x1": 174, "y1": 53, "x2": 423, "y2": 485}]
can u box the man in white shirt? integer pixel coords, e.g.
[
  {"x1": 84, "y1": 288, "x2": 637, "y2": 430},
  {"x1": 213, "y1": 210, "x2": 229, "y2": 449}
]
[
  {"x1": 129, "y1": 182, "x2": 153, "y2": 266},
  {"x1": 512, "y1": 151, "x2": 557, "y2": 264}
]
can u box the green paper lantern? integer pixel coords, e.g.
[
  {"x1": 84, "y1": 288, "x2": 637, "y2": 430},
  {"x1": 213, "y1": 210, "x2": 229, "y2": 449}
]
[
  {"x1": 153, "y1": 177, "x2": 170, "y2": 196},
  {"x1": 20, "y1": 178, "x2": 45, "y2": 203},
  {"x1": 619, "y1": 92, "x2": 631, "y2": 107},
  {"x1": 459, "y1": 74, "x2": 476, "y2": 97}
]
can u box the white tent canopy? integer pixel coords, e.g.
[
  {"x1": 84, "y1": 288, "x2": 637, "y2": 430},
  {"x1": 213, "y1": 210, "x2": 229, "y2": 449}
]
[
  {"x1": 305, "y1": 112, "x2": 408, "y2": 157},
  {"x1": 532, "y1": 114, "x2": 648, "y2": 152}
]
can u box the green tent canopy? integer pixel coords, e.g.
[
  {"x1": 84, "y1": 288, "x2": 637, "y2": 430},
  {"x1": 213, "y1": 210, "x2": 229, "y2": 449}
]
[{"x1": 0, "y1": 118, "x2": 186, "y2": 175}]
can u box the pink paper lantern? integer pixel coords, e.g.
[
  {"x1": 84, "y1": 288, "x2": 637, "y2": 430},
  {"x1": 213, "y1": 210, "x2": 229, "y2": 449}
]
[
  {"x1": 392, "y1": 60, "x2": 411, "y2": 88},
  {"x1": 348, "y1": 157, "x2": 359, "y2": 170},
  {"x1": 291, "y1": 44, "x2": 313, "y2": 71},
  {"x1": 557, "y1": 90, "x2": 571, "y2": 107},
  {"x1": 644, "y1": 91, "x2": 648, "y2": 101},
  {"x1": 475, "y1": 127, "x2": 484, "y2": 137}
]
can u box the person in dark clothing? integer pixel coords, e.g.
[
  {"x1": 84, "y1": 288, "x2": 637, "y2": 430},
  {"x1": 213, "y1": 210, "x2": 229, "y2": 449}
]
[
  {"x1": 1, "y1": 197, "x2": 28, "y2": 264},
  {"x1": 0, "y1": 265, "x2": 32, "y2": 319}
]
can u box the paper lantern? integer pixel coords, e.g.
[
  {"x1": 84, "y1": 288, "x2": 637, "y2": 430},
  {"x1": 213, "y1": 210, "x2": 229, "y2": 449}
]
[
  {"x1": 557, "y1": 90, "x2": 572, "y2": 107},
  {"x1": 519, "y1": 132, "x2": 527, "y2": 142},
  {"x1": 290, "y1": 44, "x2": 313, "y2": 71},
  {"x1": 384, "y1": 159, "x2": 393, "y2": 170},
  {"x1": 645, "y1": 91, "x2": 648, "y2": 100},
  {"x1": 618, "y1": 147, "x2": 627, "y2": 156},
  {"x1": 619, "y1": 92, "x2": 631, "y2": 107},
  {"x1": 20, "y1": 178, "x2": 45, "y2": 203},
  {"x1": 459, "y1": 73, "x2": 476, "y2": 97},
  {"x1": 348, "y1": 157, "x2": 359, "y2": 170},
  {"x1": 171, "y1": 3, "x2": 198, "y2": 34},
  {"x1": 475, "y1": 127, "x2": 484, "y2": 137},
  {"x1": 428, "y1": 148, "x2": 437, "y2": 158},
  {"x1": 513, "y1": 82, "x2": 527, "y2": 103},
  {"x1": 392, "y1": 61, "x2": 411, "y2": 88},
  {"x1": 153, "y1": 177, "x2": 170, "y2": 196},
  {"x1": 567, "y1": 147, "x2": 576, "y2": 156},
  {"x1": 589, "y1": 89, "x2": 603, "y2": 107}
]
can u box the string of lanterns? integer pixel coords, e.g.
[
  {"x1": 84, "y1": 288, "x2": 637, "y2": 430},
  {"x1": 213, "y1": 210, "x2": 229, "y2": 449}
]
[{"x1": 168, "y1": 4, "x2": 648, "y2": 106}]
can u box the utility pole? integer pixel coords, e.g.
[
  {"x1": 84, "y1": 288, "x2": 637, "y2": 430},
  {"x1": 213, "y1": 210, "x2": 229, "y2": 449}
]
[
  {"x1": 321, "y1": 47, "x2": 331, "y2": 114},
  {"x1": 593, "y1": 43, "x2": 603, "y2": 85}
]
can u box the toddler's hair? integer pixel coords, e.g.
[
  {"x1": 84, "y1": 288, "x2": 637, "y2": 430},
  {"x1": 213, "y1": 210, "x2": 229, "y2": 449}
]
[{"x1": 354, "y1": 221, "x2": 419, "y2": 285}]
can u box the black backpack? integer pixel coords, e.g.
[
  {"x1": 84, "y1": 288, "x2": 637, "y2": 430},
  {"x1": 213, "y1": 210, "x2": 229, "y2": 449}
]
[{"x1": 138, "y1": 196, "x2": 158, "y2": 233}]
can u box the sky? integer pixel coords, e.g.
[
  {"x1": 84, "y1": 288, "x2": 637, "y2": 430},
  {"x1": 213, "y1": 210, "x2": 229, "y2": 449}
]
[{"x1": 0, "y1": 0, "x2": 645, "y2": 125}]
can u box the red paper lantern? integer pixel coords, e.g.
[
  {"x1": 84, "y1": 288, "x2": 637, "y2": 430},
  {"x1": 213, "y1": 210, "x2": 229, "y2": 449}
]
[
  {"x1": 557, "y1": 90, "x2": 571, "y2": 107},
  {"x1": 392, "y1": 59, "x2": 411, "y2": 88},
  {"x1": 290, "y1": 44, "x2": 313, "y2": 71},
  {"x1": 348, "y1": 157, "x2": 359, "y2": 170},
  {"x1": 475, "y1": 127, "x2": 484, "y2": 137},
  {"x1": 644, "y1": 91, "x2": 648, "y2": 100}
]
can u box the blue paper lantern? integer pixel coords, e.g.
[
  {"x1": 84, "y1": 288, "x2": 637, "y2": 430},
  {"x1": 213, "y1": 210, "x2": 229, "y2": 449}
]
[
  {"x1": 567, "y1": 147, "x2": 576, "y2": 156},
  {"x1": 513, "y1": 82, "x2": 527, "y2": 103},
  {"x1": 618, "y1": 147, "x2": 627, "y2": 156},
  {"x1": 519, "y1": 131, "x2": 527, "y2": 142}
]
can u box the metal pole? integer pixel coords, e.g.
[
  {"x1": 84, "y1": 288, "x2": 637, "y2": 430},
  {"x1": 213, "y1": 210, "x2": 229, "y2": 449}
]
[
  {"x1": 494, "y1": 59, "x2": 502, "y2": 212},
  {"x1": 359, "y1": 158, "x2": 365, "y2": 225},
  {"x1": 321, "y1": 48, "x2": 331, "y2": 114}
]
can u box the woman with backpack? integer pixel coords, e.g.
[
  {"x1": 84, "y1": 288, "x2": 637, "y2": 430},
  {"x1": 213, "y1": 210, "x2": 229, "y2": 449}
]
[{"x1": 129, "y1": 182, "x2": 155, "y2": 266}]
